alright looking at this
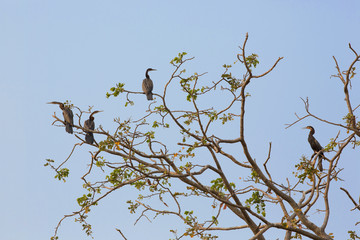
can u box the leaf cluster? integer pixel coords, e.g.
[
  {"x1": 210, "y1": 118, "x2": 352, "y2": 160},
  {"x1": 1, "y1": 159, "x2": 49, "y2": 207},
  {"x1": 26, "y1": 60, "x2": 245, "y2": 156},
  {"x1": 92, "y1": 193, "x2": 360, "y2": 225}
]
[
  {"x1": 293, "y1": 156, "x2": 317, "y2": 183},
  {"x1": 106, "y1": 83, "x2": 125, "y2": 98},
  {"x1": 245, "y1": 191, "x2": 266, "y2": 217}
]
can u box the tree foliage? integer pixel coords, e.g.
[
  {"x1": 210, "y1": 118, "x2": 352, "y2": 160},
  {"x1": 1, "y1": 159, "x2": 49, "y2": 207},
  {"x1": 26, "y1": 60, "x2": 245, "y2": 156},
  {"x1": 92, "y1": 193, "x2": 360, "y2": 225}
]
[{"x1": 47, "y1": 34, "x2": 360, "y2": 240}]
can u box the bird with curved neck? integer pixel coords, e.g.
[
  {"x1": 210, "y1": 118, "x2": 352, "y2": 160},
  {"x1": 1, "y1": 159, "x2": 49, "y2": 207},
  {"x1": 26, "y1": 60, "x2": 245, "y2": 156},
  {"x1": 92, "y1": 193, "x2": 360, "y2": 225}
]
[
  {"x1": 47, "y1": 101, "x2": 74, "y2": 134},
  {"x1": 142, "y1": 68, "x2": 156, "y2": 100},
  {"x1": 84, "y1": 110, "x2": 102, "y2": 144},
  {"x1": 303, "y1": 126, "x2": 324, "y2": 171}
]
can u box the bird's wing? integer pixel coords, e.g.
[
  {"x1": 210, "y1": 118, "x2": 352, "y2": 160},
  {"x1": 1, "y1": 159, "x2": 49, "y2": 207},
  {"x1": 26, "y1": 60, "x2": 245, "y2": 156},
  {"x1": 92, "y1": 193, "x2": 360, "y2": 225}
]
[
  {"x1": 69, "y1": 109, "x2": 74, "y2": 124},
  {"x1": 148, "y1": 79, "x2": 153, "y2": 92},
  {"x1": 142, "y1": 79, "x2": 153, "y2": 93},
  {"x1": 84, "y1": 119, "x2": 95, "y2": 130},
  {"x1": 63, "y1": 108, "x2": 74, "y2": 124},
  {"x1": 142, "y1": 79, "x2": 147, "y2": 92},
  {"x1": 84, "y1": 119, "x2": 90, "y2": 130},
  {"x1": 312, "y1": 138, "x2": 323, "y2": 151}
]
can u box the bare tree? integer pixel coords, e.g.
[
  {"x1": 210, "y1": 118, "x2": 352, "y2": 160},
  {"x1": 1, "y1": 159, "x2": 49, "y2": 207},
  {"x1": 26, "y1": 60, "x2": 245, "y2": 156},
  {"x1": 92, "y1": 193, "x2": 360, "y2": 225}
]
[{"x1": 46, "y1": 34, "x2": 360, "y2": 240}]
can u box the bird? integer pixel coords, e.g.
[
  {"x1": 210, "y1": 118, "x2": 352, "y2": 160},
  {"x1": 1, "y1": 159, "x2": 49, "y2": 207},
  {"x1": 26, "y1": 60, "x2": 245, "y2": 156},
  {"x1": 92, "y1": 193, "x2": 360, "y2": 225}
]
[
  {"x1": 303, "y1": 126, "x2": 324, "y2": 171},
  {"x1": 84, "y1": 110, "x2": 102, "y2": 144},
  {"x1": 142, "y1": 68, "x2": 156, "y2": 100},
  {"x1": 47, "y1": 101, "x2": 74, "y2": 134}
]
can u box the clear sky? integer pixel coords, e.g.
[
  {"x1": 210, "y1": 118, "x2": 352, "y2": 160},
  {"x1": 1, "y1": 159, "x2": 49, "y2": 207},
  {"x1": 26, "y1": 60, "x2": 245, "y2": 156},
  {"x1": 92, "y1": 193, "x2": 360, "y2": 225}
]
[{"x1": 0, "y1": 1, "x2": 359, "y2": 239}]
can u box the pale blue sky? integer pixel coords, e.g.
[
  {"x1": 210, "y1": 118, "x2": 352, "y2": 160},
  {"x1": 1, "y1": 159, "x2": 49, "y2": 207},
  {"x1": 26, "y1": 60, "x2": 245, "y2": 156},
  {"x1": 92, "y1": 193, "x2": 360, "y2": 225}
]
[{"x1": 0, "y1": 1, "x2": 359, "y2": 239}]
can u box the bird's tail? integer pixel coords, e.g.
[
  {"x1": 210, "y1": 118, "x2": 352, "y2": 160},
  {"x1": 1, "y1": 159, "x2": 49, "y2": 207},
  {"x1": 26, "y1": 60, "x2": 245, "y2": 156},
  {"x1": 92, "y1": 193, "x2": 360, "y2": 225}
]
[
  {"x1": 85, "y1": 133, "x2": 94, "y2": 144},
  {"x1": 318, "y1": 152, "x2": 324, "y2": 171},
  {"x1": 65, "y1": 123, "x2": 73, "y2": 134},
  {"x1": 146, "y1": 92, "x2": 153, "y2": 100},
  {"x1": 318, "y1": 158, "x2": 323, "y2": 171}
]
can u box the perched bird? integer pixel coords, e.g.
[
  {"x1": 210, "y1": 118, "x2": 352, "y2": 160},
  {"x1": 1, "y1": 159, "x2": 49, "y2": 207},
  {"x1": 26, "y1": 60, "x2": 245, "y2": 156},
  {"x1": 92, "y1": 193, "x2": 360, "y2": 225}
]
[
  {"x1": 142, "y1": 68, "x2": 156, "y2": 100},
  {"x1": 303, "y1": 126, "x2": 324, "y2": 171},
  {"x1": 47, "y1": 101, "x2": 74, "y2": 134},
  {"x1": 84, "y1": 110, "x2": 102, "y2": 144}
]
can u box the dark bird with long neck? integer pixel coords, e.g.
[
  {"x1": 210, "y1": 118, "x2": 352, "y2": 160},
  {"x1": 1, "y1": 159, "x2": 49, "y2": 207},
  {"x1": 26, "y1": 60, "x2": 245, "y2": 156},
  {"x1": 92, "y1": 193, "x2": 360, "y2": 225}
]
[
  {"x1": 84, "y1": 110, "x2": 102, "y2": 144},
  {"x1": 142, "y1": 68, "x2": 156, "y2": 100},
  {"x1": 47, "y1": 101, "x2": 74, "y2": 134},
  {"x1": 303, "y1": 126, "x2": 324, "y2": 171}
]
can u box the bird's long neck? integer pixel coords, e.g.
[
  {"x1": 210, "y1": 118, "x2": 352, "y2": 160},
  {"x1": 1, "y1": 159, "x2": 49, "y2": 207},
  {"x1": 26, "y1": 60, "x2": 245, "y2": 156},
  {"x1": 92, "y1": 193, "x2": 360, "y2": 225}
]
[
  {"x1": 145, "y1": 69, "x2": 150, "y2": 79},
  {"x1": 309, "y1": 128, "x2": 315, "y2": 136}
]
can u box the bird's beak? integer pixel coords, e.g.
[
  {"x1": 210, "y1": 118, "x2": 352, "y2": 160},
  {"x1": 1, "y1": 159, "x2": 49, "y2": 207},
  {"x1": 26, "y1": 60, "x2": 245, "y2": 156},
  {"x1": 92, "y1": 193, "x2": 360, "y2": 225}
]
[
  {"x1": 302, "y1": 127, "x2": 308, "y2": 130},
  {"x1": 152, "y1": 69, "x2": 157, "y2": 71},
  {"x1": 90, "y1": 110, "x2": 103, "y2": 116}
]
